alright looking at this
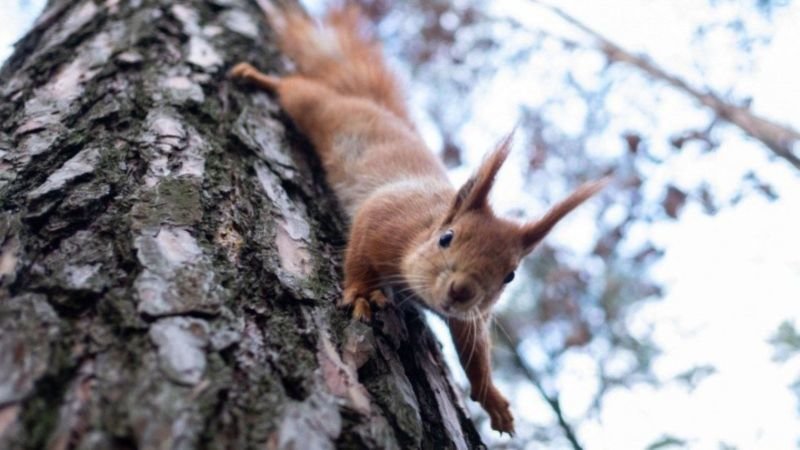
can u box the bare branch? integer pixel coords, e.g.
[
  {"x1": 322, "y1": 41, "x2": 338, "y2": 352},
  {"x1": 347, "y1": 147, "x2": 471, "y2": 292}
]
[{"x1": 527, "y1": 0, "x2": 800, "y2": 170}]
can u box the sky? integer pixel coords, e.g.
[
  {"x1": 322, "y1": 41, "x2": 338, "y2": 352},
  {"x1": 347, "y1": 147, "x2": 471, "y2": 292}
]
[
  {"x1": 443, "y1": 1, "x2": 800, "y2": 448},
  {"x1": 419, "y1": 1, "x2": 800, "y2": 448},
  {"x1": 0, "y1": 0, "x2": 45, "y2": 63},
  {"x1": 3, "y1": 0, "x2": 798, "y2": 449}
]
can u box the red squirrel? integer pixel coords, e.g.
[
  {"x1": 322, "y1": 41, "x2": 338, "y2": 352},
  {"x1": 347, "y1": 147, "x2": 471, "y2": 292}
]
[{"x1": 231, "y1": 4, "x2": 607, "y2": 435}]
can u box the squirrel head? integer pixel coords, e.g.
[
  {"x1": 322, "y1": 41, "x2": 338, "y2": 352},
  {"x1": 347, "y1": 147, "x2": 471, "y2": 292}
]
[{"x1": 401, "y1": 133, "x2": 609, "y2": 319}]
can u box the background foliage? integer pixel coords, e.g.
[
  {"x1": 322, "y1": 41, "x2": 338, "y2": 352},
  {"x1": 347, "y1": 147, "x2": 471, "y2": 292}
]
[{"x1": 341, "y1": 0, "x2": 800, "y2": 448}]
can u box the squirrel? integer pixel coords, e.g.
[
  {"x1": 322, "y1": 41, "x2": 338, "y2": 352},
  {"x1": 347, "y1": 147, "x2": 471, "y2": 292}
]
[{"x1": 230, "y1": 4, "x2": 607, "y2": 435}]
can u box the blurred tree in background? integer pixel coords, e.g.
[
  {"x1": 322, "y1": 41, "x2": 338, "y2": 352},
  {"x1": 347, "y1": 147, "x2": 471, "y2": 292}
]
[{"x1": 352, "y1": 0, "x2": 798, "y2": 447}]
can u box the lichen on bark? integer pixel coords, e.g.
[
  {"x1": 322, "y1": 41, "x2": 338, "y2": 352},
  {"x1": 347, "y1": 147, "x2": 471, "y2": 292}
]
[{"x1": 0, "y1": 1, "x2": 485, "y2": 448}]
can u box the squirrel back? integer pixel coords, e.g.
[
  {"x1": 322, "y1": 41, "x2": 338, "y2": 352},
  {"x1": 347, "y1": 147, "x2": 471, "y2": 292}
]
[
  {"x1": 237, "y1": 3, "x2": 447, "y2": 219},
  {"x1": 264, "y1": 4, "x2": 412, "y2": 125}
]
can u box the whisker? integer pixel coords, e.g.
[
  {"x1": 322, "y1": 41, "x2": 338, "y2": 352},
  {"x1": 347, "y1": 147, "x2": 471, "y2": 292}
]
[
  {"x1": 464, "y1": 310, "x2": 478, "y2": 375},
  {"x1": 490, "y1": 312, "x2": 514, "y2": 348},
  {"x1": 379, "y1": 274, "x2": 429, "y2": 283},
  {"x1": 391, "y1": 287, "x2": 420, "y2": 299}
]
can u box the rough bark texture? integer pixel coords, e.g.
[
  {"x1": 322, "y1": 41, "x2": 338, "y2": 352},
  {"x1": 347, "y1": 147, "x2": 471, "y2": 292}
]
[{"x1": 0, "y1": 1, "x2": 484, "y2": 448}]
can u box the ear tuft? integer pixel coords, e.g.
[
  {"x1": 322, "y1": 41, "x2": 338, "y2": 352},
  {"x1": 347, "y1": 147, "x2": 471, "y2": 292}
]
[
  {"x1": 443, "y1": 131, "x2": 515, "y2": 224},
  {"x1": 521, "y1": 176, "x2": 611, "y2": 251}
]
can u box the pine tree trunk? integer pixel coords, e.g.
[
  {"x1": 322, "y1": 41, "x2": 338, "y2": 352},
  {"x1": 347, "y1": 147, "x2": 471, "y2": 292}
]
[{"x1": 0, "y1": 1, "x2": 484, "y2": 448}]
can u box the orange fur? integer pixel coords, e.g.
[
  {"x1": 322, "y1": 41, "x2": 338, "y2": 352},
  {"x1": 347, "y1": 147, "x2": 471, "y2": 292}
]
[{"x1": 230, "y1": 4, "x2": 608, "y2": 435}]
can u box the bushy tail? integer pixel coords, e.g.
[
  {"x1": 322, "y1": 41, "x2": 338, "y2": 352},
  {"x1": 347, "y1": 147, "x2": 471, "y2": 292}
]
[{"x1": 260, "y1": 2, "x2": 410, "y2": 123}]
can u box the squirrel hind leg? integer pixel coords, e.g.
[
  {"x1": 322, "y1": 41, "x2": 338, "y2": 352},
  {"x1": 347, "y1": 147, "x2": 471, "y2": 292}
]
[{"x1": 229, "y1": 62, "x2": 281, "y2": 92}]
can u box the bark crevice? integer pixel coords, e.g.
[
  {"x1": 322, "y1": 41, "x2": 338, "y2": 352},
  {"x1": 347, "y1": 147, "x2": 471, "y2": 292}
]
[{"x1": 0, "y1": 1, "x2": 484, "y2": 448}]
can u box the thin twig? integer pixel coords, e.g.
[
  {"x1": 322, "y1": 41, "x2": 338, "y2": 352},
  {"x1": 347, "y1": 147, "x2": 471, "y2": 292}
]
[{"x1": 494, "y1": 315, "x2": 584, "y2": 450}]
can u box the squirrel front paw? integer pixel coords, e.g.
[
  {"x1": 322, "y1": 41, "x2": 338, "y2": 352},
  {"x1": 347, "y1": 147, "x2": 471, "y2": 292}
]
[
  {"x1": 340, "y1": 286, "x2": 388, "y2": 322},
  {"x1": 474, "y1": 385, "x2": 515, "y2": 435},
  {"x1": 229, "y1": 62, "x2": 281, "y2": 91},
  {"x1": 229, "y1": 62, "x2": 258, "y2": 79}
]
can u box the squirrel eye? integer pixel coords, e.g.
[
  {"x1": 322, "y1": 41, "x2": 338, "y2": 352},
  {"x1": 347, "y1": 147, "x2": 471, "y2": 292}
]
[
  {"x1": 503, "y1": 271, "x2": 515, "y2": 284},
  {"x1": 439, "y1": 229, "x2": 454, "y2": 248}
]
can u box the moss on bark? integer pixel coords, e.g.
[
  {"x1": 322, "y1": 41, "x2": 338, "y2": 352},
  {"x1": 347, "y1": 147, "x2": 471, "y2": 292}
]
[{"x1": 0, "y1": 1, "x2": 485, "y2": 448}]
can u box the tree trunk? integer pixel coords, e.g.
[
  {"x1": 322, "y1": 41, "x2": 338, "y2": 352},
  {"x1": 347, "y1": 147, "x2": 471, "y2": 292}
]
[{"x1": 0, "y1": 1, "x2": 484, "y2": 449}]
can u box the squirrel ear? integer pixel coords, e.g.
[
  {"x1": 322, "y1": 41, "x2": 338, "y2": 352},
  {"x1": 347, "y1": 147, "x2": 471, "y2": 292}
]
[
  {"x1": 520, "y1": 177, "x2": 610, "y2": 252},
  {"x1": 443, "y1": 132, "x2": 514, "y2": 224}
]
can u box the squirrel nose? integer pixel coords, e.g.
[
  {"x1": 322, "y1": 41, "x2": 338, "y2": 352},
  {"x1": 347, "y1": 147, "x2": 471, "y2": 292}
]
[{"x1": 448, "y1": 279, "x2": 475, "y2": 304}]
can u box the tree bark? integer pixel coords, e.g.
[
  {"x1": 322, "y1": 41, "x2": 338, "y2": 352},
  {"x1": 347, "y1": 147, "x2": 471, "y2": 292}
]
[{"x1": 0, "y1": 1, "x2": 484, "y2": 449}]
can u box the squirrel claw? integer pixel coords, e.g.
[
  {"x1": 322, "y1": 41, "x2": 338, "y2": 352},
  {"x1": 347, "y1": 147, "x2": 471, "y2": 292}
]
[
  {"x1": 475, "y1": 386, "x2": 515, "y2": 434},
  {"x1": 229, "y1": 62, "x2": 281, "y2": 91},
  {"x1": 489, "y1": 407, "x2": 514, "y2": 435},
  {"x1": 368, "y1": 289, "x2": 388, "y2": 308},
  {"x1": 341, "y1": 287, "x2": 388, "y2": 322},
  {"x1": 229, "y1": 62, "x2": 257, "y2": 79},
  {"x1": 341, "y1": 286, "x2": 372, "y2": 321},
  {"x1": 352, "y1": 297, "x2": 372, "y2": 322}
]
